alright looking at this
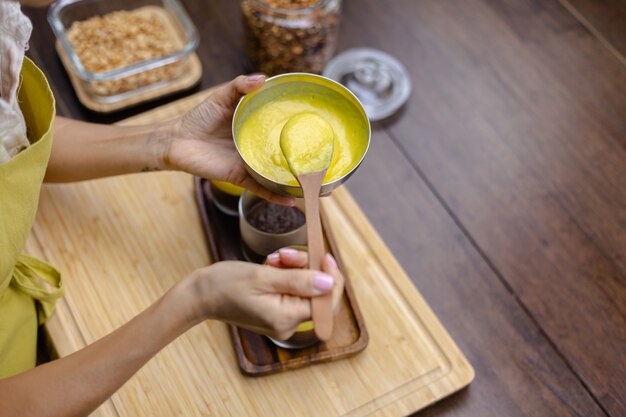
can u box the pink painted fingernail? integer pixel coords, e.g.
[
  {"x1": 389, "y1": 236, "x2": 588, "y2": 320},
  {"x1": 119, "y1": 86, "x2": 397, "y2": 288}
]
[
  {"x1": 313, "y1": 273, "x2": 334, "y2": 291},
  {"x1": 325, "y1": 253, "x2": 338, "y2": 269},
  {"x1": 279, "y1": 247, "x2": 299, "y2": 255},
  {"x1": 247, "y1": 74, "x2": 264, "y2": 82},
  {"x1": 267, "y1": 253, "x2": 279, "y2": 263}
]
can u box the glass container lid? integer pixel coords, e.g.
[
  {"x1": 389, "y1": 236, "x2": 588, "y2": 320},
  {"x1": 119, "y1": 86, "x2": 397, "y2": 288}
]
[{"x1": 323, "y1": 48, "x2": 411, "y2": 121}]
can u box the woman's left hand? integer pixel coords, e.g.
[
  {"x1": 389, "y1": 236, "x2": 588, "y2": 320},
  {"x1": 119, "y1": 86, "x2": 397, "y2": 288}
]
[{"x1": 164, "y1": 75, "x2": 295, "y2": 206}]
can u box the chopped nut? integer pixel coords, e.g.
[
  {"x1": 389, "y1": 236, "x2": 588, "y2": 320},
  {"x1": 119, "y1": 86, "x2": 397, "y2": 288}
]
[
  {"x1": 259, "y1": 0, "x2": 323, "y2": 9},
  {"x1": 241, "y1": 0, "x2": 341, "y2": 75},
  {"x1": 66, "y1": 7, "x2": 186, "y2": 97}
]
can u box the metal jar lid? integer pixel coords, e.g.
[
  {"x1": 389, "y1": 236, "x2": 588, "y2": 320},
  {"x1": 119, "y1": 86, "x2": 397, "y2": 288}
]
[{"x1": 323, "y1": 48, "x2": 411, "y2": 121}]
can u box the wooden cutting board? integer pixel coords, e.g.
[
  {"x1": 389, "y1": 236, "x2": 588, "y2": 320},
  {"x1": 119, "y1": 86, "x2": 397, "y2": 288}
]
[{"x1": 26, "y1": 88, "x2": 473, "y2": 417}]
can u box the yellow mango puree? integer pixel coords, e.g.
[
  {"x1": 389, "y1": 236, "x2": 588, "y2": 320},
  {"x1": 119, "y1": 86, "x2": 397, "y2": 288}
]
[
  {"x1": 280, "y1": 113, "x2": 334, "y2": 176},
  {"x1": 296, "y1": 321, "x2": 314, "y2": 332},
  {"x1": 212, "y1": 180, "x2": 244, "y2": 196},
  {"x1": 237, "y1": 92, "x2": 368, "y2": 186}
]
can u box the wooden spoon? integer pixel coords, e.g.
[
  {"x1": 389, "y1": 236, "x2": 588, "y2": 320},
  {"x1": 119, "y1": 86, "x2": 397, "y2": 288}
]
[{"x1": 280, "y1": 113, "x2": 335, "y2": 341}]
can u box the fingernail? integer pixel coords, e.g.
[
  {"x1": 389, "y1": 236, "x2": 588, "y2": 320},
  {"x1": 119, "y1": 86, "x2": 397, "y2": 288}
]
[
  {"x1": 325, "y1": 253, "x2": 338, "y2": 269},
  {"x1": 267, "y1": 252, "x2": 279, "y2": 263},
  {"x1": 247, "y1": 74, "x2": 264, "y2": 82},
  {"x1": 313, "y1": 273, "x2": 334, "y2": 291},
  {"x1": 279, "y1": 247, "x2": 299, "y2": 255}
]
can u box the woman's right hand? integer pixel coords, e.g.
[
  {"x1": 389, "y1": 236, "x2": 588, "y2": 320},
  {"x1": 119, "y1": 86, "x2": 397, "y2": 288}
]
[
  {"x1": 266, "y1": 248, "x2": 345, "y2": 316},
  {"x1": 185, "y1": 255, "x2": 340, "y2": 341}
]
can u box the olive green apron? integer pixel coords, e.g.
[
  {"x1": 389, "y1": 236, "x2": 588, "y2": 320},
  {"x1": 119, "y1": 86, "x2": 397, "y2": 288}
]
[{"x1": 0, "y1": 58, "x2": 64, "y2": 377}]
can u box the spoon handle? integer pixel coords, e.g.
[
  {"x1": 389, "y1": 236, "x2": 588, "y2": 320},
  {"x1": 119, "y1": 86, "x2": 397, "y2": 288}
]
[{"x1": 299, "y1": 171, "x2": 333, "y2": 341}]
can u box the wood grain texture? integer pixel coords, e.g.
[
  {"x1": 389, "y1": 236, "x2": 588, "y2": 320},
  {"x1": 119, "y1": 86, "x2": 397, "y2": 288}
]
[
  {"x1": 24, "y1": 235, "x2": 119, "y2": 417},
  {"x1": 21, "y1": 0, "x2": 626, "y2": 415},
  {"x1": 22, "y1": 91, "x2": 473, "y2": 416},
  {"x1": 347, "y1": 127, "x2": 609, "y2": 417},
  {"x1": 24, "y1": 86, "x2": 604, "y2": 417},
  {"x1": 300, "y1": 171, "x2": 334, "y2": 341},
  {"x1": 559, "y1": 0, "x2": 626, "y2": 65},
  {"x1": 337, "y1": 0, "x2": 626, "y2": 414},
  {"x1": 26, "y1": 170, "x2": 474, "y2": 416}
]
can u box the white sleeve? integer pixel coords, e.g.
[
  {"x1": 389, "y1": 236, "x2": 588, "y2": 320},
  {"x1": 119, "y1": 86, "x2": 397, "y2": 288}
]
[{"x1": 0, "y1": 1, "x2": 33, "y2": 163}]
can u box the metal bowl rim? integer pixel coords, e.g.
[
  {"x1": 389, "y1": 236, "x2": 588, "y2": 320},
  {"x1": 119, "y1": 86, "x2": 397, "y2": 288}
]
[{"x1": 231, "y1": 72, "x2": 372, "y2": 191}]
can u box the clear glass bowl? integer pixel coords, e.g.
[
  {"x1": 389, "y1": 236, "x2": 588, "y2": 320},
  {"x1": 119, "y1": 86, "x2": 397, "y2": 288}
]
[{"x1": 48, "y1": 0, "x2": 199, "y2": 103}]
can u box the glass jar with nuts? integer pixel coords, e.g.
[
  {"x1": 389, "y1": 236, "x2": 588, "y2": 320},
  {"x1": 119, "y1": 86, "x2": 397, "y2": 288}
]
[
  {"x1": 48, "y1": 0, "x2": 199, "y2": 110},
  {"x1": 241, "y1": 0, "x2": 341, "y2": 76},
  {"x1": 65, "y1": 9, "x2": 186, "y2": 98}
]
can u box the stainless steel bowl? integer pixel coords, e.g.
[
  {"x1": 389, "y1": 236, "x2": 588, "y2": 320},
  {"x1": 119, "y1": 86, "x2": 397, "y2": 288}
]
[{"x1": 232, "y1": 73, "x2": 371, "y2": 198}]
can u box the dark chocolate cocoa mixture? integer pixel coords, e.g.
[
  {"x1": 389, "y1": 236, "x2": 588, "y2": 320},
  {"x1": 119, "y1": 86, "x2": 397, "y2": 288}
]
[{"x1": 246, "y1": 201, "x2": 305, "y2": 234}]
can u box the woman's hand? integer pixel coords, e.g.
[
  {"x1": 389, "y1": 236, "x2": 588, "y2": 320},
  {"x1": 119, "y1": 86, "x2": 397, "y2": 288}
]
[
  {"x1": 48, "y1": 74, "x2": 295, "y2": 197},
  {"x1": 266, "y1": 248, "x2": 344, "y2": 315},
  {"x1": 164, "y1": 75, "x2": 295, "y2": 206},
  {"x1": 187, "y1": 256, "x2": 340, "y2": 340}
]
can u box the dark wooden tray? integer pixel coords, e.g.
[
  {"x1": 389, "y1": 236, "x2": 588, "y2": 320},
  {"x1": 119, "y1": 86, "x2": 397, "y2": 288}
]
[{"x1": 194, "y1": 177, "x2": 368, "y2": 376}]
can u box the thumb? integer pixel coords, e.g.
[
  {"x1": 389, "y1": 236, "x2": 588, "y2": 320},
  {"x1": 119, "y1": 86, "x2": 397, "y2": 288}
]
[
  {"x1": 261, "y1": 267, "x2": 335, "y2": 298},
  {"x1": 211, "y1": 74, "x2": 266, "y2": 110}
]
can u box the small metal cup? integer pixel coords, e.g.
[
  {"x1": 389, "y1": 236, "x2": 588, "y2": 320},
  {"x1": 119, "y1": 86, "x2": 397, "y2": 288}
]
[
  {"x1": 209, "y1": 180, "x2": 243, "y2": 216},
  {"x1": 238, "y1": 191, "x2": 307, "y2": 263},
  {"x1": 269, "y1": 319, "x2": 319, "y2": 350},
  {"x1": 232, "y1": 73, "x2": 371, "y2": 198}
]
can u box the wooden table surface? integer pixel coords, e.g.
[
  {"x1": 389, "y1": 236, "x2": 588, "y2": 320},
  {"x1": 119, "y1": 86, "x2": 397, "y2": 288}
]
[{"x1": 23, "y1": 1, "x2": 625, "y2": 416}]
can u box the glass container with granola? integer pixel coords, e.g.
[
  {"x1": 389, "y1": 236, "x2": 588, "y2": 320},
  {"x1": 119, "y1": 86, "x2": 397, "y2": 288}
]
[
  {"x1": 241, "y1": 0, "x2": 341, "y2": 75},
  {"x1": 48, "y1": 0, "x2": 198, "y2": 108}
]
